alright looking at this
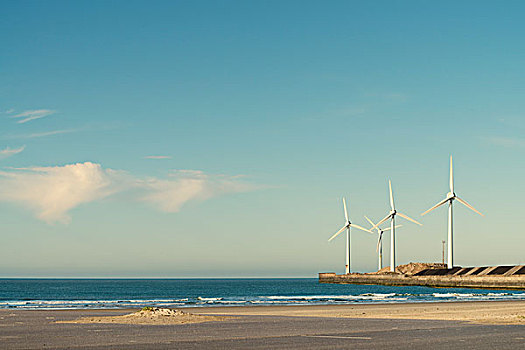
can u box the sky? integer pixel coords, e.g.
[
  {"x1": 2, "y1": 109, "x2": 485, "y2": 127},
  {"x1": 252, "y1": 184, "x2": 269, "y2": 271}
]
[{"x1": 1, "y1": 1, "x2": 524, "y2": 277}]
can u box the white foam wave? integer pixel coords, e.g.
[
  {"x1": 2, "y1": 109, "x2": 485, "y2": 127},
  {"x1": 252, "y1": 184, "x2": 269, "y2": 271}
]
[
  {"x1": 433, "y1": 293, "x2": 475, "y2": 298},
  {"x1": 0, "y1": 298, "x2": 190, "y2": 308},
  {"x1": 2, "y1": 291, "x2": 524, "y2": 310},
  {"x1": 265, "y1": 294, "x2": 401, "y2": 301}
]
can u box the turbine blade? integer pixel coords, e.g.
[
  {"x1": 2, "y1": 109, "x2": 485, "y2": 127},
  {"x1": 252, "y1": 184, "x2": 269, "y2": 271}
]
[
  {"x1": 370, "y1": 213, "x2": 392, "y2": 231},
  {"x1": 328, "y1": 225, "x2": 348, "y2": 242},
  {"x1": 343, "y1": 197, "x2": 349, "y2": 222},
  {"x1": 450, "y1": 156, "x2": 454, "y2": 193},
  {"x1": 397, "y1": 212, "x2": 423, "y2": 226},
  {"x1": 389, "y1": 180, "x2": 395, "y2": 210},
  {"x1": 349, "y1": 223, "x2": 372, "y2": 234},
  {"x1": 364, "y1": 215, "x2": 376, "y2": 228},
  {"x1": 456, "y1": 196, "x2": 484, "y2": 216},
  {"x1": 421, "y1": 198, "x2": 449, "y2": 216}
]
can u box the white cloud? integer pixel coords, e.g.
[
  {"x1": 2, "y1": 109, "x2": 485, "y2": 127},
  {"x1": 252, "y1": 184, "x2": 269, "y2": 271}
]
[
  {"x1": 11, "y1": 109, "x2": 55, "y2": 123},
  {"x1": 144, "y1": 155, "x2": 172, "y2": 159},
  {"x1": 140, "y1": 171, "x2": 255, "y2": 213},
  {"x1": 26, "y1": 129, "x2": 76, "y2": 138},
  {"x1": 0, "y1": 162, "x2": 257, "y2": 223},
  {"x1": 4, "y1": 109, "x2": 15, "y2": 114},
  {"x1": 0, "y1": 162, "x2": 125, "y2": 223},
  {"x1": 4, "y1": 129, "x2": 77, "y2": 139},
  {"x1": 0, "y1": 145, "x2": 25, "y2": 159}
]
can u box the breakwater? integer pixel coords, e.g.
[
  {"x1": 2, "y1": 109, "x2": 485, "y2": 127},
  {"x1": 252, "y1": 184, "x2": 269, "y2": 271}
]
[{"x1": 319, "y1": 265, "x2": 525, "y2": 290}]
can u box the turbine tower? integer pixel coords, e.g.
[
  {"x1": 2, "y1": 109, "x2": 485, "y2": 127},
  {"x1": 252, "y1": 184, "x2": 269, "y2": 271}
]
[
  {"x1": 365, "y1": 216, "x2": 401, "y2": 271},
  {"x1": 421, "y1": 156, "x2": 483, "y2": 268},
  {"x1": 328, "y1": 197, "x2": 372, "y2": 274},
  {"x1": 371, "y1": 181, "x2": 422, "y2": 272}
]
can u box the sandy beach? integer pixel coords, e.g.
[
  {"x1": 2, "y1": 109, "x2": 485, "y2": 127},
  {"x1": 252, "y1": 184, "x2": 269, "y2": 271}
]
[
  {"x1": 198, "y1": 300, "x2": 525, "y2": 324},
  {"x1": 1, "y1": 301, "x2": 525, "y2": 349}
]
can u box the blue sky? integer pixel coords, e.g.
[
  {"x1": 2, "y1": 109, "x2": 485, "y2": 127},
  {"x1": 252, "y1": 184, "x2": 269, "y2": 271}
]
[{"x1": 1, "y1": 1, "x2": 524, "y2": 277}]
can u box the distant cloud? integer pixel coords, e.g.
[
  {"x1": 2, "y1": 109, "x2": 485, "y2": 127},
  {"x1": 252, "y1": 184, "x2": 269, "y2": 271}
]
[
  {"x1": 0, "y1": 145, "x2": 25, "y2": 159},
  {"x1": 169, "y1": 169, "x2": 206, "y2": 177},
  {"x1": 4, "y1": 109, "x2": 15, "y2": 114},
  {"x1": 487, "y1": 136, "x2": 525, "y2": 148},
  {"x1": 144, "y1": 155, "x2": 172, "y2": 159},
  {"x1": 25, "y1": 129, "x2": 75, "y2": 138},
  {"x1": 140, "y1": 171, "x2": 256, "y2": 213},
  {"x1": 11, "y1": 109, "x2": 55, "y2": 123},
  {"x1": 0, "y1": 162, "x2": 257, "y2": 223},
  {"x1": 5, "y1": 129, "x2": 77, "y2": 139}
]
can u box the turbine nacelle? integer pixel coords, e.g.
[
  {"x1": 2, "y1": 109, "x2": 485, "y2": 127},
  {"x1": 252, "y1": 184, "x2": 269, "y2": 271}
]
[
  {"x1": 328, "y1": 197, "x2": 372, "y2": 242},
  {"x1": 422, "y1": 157, "x2": 483, "y2": 218},
  {"x1": 369, "y1": 182, "x2": 422, "y2": 232}
]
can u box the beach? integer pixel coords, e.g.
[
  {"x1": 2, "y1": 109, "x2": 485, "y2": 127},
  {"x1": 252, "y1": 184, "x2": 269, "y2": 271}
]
[
  {"x1": 200, "y1": 300, "x2": 525, "y2": 324},
  {"x1": 1, "y1": 301, "x2": 524, "y2": 349}
]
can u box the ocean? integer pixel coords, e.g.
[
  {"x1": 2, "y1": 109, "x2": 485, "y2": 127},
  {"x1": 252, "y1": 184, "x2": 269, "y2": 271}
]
[{"x1": 1, "y1": 278, "x2": 524, "y2": 310}]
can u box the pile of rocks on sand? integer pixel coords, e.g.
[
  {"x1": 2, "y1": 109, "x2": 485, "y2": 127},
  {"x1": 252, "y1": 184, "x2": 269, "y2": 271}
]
[
  {"x1": 59, "y1": 307, "x2": 228, "y2": 325},
  {"x1": 369, "y1": 262, "x2": 447, "y2": 275}
]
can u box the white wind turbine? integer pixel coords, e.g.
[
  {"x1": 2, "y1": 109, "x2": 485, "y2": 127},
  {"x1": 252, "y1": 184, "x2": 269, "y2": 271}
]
[
  {"x1": 371, "y1": 181, "x2": 423, "y2": 272},
  {"x1": 364, "y1": 216, "x2": 401, "y2": 271},
  {"x1": 328, "y1": 197, "x2": 372, "y2": 274},
  {"x1": 421, "y1": 156, "x2": 483, "y2": 268}
]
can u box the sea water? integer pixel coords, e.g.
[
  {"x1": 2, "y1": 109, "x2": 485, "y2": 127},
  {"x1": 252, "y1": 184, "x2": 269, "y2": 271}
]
[{"x1": 0, "y1": 278, "x2": 524, "y2": 309}]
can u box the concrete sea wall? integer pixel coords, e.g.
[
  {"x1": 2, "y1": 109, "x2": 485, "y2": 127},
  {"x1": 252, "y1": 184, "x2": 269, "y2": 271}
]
[{"x1": 319, "y1": 265, "x2": 525, "y2": 290}]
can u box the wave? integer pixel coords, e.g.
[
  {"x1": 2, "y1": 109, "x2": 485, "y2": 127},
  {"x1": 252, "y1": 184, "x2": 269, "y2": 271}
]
[
  {"x1": 0, "y1": 298, "x2": 190, "y2": 309},
  {"x1": 197, "y1": 297, "x2": 223, "y2": 301},
  {"x1": 265, "y1": 293, "x2": 403, "y2": 301},
  {"x1": 1, "y1": 292, "x2": 524, "y2": 309},
  {"x1": 431, "y1": 292, "x2": 523, "y2": 300},
  {"x1": 433, "y1": 293, "x2": 475, "y2": 298}
]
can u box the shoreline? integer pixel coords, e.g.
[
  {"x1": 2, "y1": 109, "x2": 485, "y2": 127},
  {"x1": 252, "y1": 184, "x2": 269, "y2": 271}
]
[
  {"x1": 2, "y1": 291, "x2": 524, "y2": 310},
  {"x1": 2, "y1": 295, "x2": 525, "y2": 309},
  {"x1": 2, "y1": 299, "x2": 525, "y2": 324}
]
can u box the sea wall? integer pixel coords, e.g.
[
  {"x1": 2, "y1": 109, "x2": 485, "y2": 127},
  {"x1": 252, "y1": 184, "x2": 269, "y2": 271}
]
[{"x1": 319, "y1": 265, "x2": 525, "y2": 290}]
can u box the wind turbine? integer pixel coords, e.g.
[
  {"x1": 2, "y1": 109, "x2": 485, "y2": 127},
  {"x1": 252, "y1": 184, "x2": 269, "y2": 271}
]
[
  {"x1": 328, "y1": 197, "x2": 372, "y2": 274},
  {"x1": 371, "y1": 181, "x2": 422, "y2": 272},
  {"x1": 364, "y1": 216, "x2": 401, "y2": 271},
  {"x1": 421, "y1": 156, "x2": 483, "y2": 268}
]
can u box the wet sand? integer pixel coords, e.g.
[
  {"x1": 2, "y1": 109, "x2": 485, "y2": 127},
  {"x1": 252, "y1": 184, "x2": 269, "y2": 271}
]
[
  {"x1": 199, "y1": 300, "x2": 525, "y2": 324},
  {"x1": 1, "y1": 301, "x2": 524, "y2": 349}
]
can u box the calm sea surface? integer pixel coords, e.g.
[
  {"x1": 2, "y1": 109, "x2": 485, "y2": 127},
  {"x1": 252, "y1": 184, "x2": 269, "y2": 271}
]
[{"x1": 1, "y1": 278, "x2": 524, "y2": 309}]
